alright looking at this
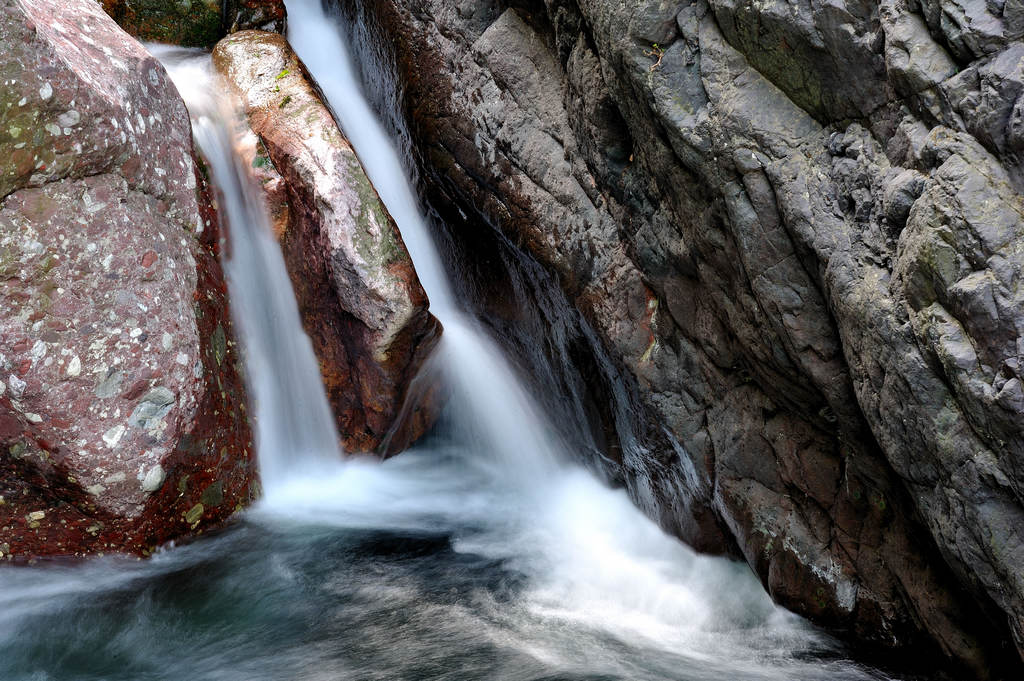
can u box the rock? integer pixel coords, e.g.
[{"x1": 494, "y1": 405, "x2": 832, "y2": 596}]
[
  {"x1": 335, "y1": 0, "x2": 1024, "y2": 674},
  {"x1": 880, "y1": 0, "x2": 959, "y2": 96},
  {"x1": 227, "y1": 1, "x2": 287, "y2": 34},
  {"x1": 0, "y1": 0, "x2": 255, "y2": 558},
  {"x1": 100, "y1": 0, "x2": 286, "y2": 48},
  {"x1": 881, "y1": 168, "x2": 927, "y2": 230},
  {"x1": 211, "y1": 30, "x2": 442, "y2": 454}
]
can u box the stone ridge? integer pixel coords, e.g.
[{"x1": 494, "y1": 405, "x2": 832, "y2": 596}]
[
  {"x1": 212, "y1": 30, "x2": 442, "y2": 454},
  {"x1": 334, "y1": 0, "x2": 1024, "y2": 675},
  {"x1": 1, "y1": 0, "x2": 255, "y2": 558}
]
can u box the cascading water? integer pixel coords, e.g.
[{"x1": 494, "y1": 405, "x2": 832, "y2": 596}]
[
  {"x1": 148, "y1": 47, "x2": 342, "y2": 490},
  {"x1": 0, "y1": 10, "x2": 901, "y2": 681},
  {"x1": 281, "y1": 0, "x2": 565, "y2": 483}
]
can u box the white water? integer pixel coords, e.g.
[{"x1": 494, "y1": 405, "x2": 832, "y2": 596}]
[
  {"x1": 152, "y1": 47, "x2": 342, "y2": 488},
  {"x1": 284, "y1": 0, "x2": 564, "y2": 482}
]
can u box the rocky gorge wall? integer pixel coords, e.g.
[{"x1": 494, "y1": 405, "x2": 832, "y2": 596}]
[{"x1": 333, "y1": 0, "x2": 1024, "y2": 675}]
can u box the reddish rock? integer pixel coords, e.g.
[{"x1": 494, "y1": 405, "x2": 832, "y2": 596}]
[
  {"x1": 212, "y1": 31, "x2": 442, "y2": 454},
  {"x1": 0, "y1": 0, "x2": 255, "y2": 560}
]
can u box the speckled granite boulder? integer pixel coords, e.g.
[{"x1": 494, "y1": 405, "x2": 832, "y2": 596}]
[
  {"x1": 100, "y1": 0, "x2": 286, "y2": 48},
  {"x1": 333, "y1": 0, "x2": 1024, "y2": 675},
  {"x1": 212, "y1": 31, "x2": 442, "y2": 454},
  {"x1": 0, "y1": 0, "x2": 255, "y2": 559}
]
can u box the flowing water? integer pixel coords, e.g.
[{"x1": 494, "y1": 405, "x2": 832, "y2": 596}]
[
  {"x1": 0, "y1": 4, "x2": 901, "y2": 680},
  {"x1": 144, "y1": 47, "x2": 343, "y2": 489}
]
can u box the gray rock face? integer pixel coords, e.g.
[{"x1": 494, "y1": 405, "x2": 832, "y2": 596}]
[{"x1": 337, "y1": 0, "x2": 1024, "y2": 675}]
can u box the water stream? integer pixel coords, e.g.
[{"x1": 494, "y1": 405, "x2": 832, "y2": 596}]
[
  {"x1": 0, "y1": 5, "x2": 900, "y2": 680},
  {"x1": 147, "y1": 48, "x2": 343, "y2": 490}
]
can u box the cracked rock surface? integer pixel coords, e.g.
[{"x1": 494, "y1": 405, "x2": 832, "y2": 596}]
[{"x1": 336, "y1": 0, "x2": 1024, "y2": 674}]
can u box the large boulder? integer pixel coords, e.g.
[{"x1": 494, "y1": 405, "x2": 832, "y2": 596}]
[
  {"x1": 212, "y1": 31, "x2": 442, "y2": 455},
  {"x1": 100, "y1": 0, "x2": 286, "y2": 48},
  {"x1": 0, "y1": 0, "x2": 255, "y2": 559},
  {"x1": 334, "y1": 0, "x2": 1024, "y2": 675}
]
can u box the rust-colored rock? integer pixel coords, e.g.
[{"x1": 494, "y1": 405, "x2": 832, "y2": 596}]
[
  {"x1": 212, "y1": 31, "x2": 442, "y2": 454},
  {"x1": 0, "y1": 0, "x2": 256, "y2": 559},
  {"x1": 100, "y1": 0, "x2": 286, "y2": 48}
]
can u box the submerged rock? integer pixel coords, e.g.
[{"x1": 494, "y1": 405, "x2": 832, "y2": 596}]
[
  {"x1": 100, "y1": 0, "x2": 286, "y2": 48},
  {"x1": 212, "y1": 30, "x2": 442, "y2": 455},
  {"x1": 338, "y1": 0, "x2": 1024, "y2": 675},
  {"x1": 0, "y1": 0, "x2": 255, "y2": 558}
]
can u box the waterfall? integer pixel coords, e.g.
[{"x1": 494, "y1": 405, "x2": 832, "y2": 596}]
[
  {"x1": 150, "y1": 11, "x2": 821, "y2": 666},
  {"x1": 283, "y1": 0, "x2": 563, "y2": 482},
  {"x1": 273, "y1": 0, "x2": 803, "y2": 655},
  {"x1": 152, "y1": 47, "x2": 343, "y2": 490}
]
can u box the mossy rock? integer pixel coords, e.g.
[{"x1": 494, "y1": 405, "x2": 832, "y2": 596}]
[
  {"x1": 99, "y1": 0, "x2": 286, "y2": 47},
  {"x1": 100, "y1": 0, "x2": 224, "y2": 48}
]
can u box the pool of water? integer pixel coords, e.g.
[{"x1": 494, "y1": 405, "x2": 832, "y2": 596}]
[{"x1": 1, "y1": 446, "x2": 895, "y2": 681}]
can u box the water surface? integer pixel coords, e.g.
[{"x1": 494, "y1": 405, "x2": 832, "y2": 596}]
[{"x1": 1, "y1": 444, "x2": 892, "y2": 681}]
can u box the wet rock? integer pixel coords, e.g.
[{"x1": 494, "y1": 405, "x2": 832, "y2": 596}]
[
  {"x1": 0, "y1": 0, "x2": 255, "y2": 558},
  {"x1": 212, "y1": 31, "x2": 442, "y2": 454},
  {"x1": 227, "y1": 1, "x2": 288, "y2": 34},
  {"x1": 100, "y1": 0, "x2": 286, "y2": 48},
  {"x1": 336, "y1": 0, "x2": 1024, "y2": 674}
]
